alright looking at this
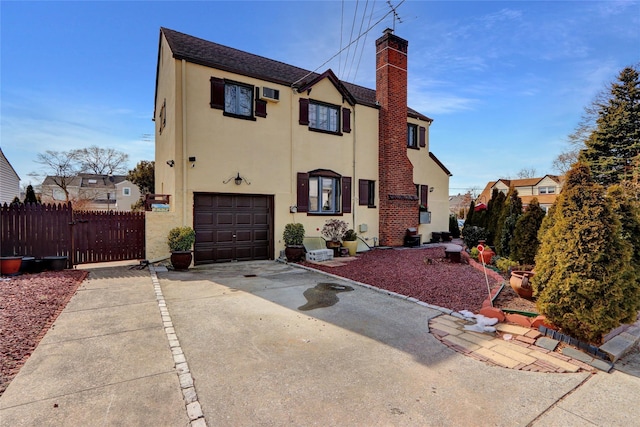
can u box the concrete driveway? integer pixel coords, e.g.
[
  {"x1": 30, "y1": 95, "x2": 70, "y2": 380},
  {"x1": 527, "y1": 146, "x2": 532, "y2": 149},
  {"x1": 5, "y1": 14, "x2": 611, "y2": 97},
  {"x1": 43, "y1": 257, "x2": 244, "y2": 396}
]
[
  {"x1": 158, "y1": 261, "x2": 637, "y2": 426},
  {"x1": 1, "y1": 260, "x2": 638, "y2": 426}
]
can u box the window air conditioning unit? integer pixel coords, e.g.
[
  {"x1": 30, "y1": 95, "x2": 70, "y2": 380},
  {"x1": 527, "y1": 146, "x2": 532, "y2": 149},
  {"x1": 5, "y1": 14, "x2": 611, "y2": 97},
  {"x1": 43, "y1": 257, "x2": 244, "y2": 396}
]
[{"x1": 260, "y1": 87, "x2": 280, "y2": 102}]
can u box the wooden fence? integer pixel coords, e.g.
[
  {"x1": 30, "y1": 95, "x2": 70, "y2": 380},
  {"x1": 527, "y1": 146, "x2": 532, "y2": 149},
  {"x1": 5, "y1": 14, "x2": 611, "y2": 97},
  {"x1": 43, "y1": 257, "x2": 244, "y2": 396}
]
[{"x1": 0, "y1": 202, "x2": 145, "y2": 265}]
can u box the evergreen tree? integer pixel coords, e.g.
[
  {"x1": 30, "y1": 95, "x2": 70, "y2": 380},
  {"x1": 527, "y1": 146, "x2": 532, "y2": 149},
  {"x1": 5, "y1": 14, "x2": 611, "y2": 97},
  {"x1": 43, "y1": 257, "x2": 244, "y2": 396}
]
[
  {"x1": 127, "y1": 160, "x2": 155, "y2": 195},
  {"x1": 607, "y1": 185, "x2": 640, "y2": 287},
  {"x1": 23, "y1": 185, "x2": 40, "y2": 204},
  {"x1": 580, "y1": 66, "x2": 640, "y2": 188},
  {"x1": 486, "y1": 189, "x2": 506, "y2": 246},
  {"x1": 449, "y1": 215, "x2": 461, "y2": 238},
  {"x1": 511, "y1": 198, "x2": 545, "y2": 265},
  {"x1": 465, "y1": 200, "x2": 475, "y2": 226},
  {"x1": 496, "y1": 187, "x2": 522, "y2": 257},
  {"x1": 532, "y1": 163, "x2": 639, "y2": 344}
]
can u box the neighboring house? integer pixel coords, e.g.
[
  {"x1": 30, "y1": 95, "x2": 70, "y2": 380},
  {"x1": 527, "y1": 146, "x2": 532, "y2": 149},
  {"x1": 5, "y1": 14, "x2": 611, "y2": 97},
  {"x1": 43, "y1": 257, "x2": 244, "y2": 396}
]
[
  {"x1": 40, "y1": 174, "x2": 141, "y2": 211},
  {"x1": 148, "y1": 27, "x2": 452, "y2": 263},
  {"x1": 476, "y1": 175, "x2": 564, "y2": 212},
  {"x1": 0, "y1": 148, "x2": 21, "y2": 204},
  {"x1": 449, "y1": 193, "x2": 472, "y2": 218}
]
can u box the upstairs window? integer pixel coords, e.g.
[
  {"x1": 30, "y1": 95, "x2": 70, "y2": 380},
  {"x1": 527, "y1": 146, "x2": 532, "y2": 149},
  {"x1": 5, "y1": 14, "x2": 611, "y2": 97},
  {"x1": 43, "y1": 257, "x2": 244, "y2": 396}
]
[
  {"x1": 408, "y1": 124, "x2": 427, "y2": 149},
  {"x1": 122, "y1": 187, "x2": 131, "y2": 196},
  {"x1": 224, "y1": 83, "x2": 253, "y2": 117},
  {"x1": 539, "y1": 186, "x2": 556, "y2": 194},
  {"x1": 210, "y1": 77, "x2": 260, "y2": 120},
  {"x1": 408, "y1": 124, "x2": 418, "y2": 148},
  {"x1": 299, "y1": 99, "x2": 349, "y2": 135},
  {"x1": 309, "y1": 102, "x2": 339, "y2": 132}
]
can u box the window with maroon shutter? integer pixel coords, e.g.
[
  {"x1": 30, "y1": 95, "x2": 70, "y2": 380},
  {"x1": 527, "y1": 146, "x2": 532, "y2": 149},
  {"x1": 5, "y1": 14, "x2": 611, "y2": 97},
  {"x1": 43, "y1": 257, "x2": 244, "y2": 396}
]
[
  {"x1": 299, "y1": 98, "x2": 309, "y2": 125},
  {"x1": 210, "y1": 77, "x2": 224, "y2": 109},
  {"x1": 342, "y1": 108, "x2": 351, "y2": 133},
  {"x1": 421, "y1": 185, "x2": 429, "y2": 209},
  {"x1": 296, "y1": 173, "x2": 309, "y2": 212},
  {"x1": 342, "y1": 177, "x2": 352, "y2": 213},
  {"x1": 419, "y1": 126, "x2": 426, "y2": 148}
]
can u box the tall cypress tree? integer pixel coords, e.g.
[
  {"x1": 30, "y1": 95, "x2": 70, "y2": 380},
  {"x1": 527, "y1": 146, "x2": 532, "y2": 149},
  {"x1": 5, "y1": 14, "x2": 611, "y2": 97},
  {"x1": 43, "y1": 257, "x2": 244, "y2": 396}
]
[
  {"x1": 511, "y1": 198, "x2": 545, "y2": 265},
  {"x1": 580, "y1": 66, "x2": 640, "y2": 188},
  {"x1": 496, "y1": 187, "x2": 522, "y2": 257},
  {"x1": 533, "y1": 163, "x2": 639, "y2": 344}
]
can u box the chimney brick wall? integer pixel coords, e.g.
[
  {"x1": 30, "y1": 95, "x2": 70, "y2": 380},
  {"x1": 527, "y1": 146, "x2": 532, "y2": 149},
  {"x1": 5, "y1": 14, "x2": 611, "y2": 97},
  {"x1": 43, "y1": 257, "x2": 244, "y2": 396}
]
[{"x1": 376, "y1": 29, "x2": 418, "y2": 246}]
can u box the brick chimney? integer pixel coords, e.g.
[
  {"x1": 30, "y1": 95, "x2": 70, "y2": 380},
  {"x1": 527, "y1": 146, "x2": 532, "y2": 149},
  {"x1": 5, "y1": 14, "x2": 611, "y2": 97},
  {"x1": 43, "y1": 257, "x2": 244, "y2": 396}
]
[{"x1": 376, "y1": 28, "x2": 418, "y2": 246}]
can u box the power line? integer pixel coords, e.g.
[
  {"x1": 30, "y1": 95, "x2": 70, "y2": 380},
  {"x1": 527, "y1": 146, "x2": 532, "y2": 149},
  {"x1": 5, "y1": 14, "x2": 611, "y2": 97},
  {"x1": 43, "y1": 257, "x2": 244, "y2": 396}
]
[{"x1": 291, "y1": 0, "x2": 405, "y2": 88}]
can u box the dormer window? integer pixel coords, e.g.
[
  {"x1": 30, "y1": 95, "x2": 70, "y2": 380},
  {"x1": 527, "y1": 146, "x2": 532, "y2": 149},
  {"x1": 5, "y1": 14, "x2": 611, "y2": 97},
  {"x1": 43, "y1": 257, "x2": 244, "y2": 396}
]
[{"x1": 309, "y1": 101, "x2": 339, "y2": 132}]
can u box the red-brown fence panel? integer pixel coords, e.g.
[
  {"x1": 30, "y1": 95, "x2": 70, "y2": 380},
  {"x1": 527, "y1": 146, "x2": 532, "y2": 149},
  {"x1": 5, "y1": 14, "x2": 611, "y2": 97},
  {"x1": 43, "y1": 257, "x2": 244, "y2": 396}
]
[
  {"x1": 0, "y1": 202, "x2": 145, "y2": 265},
  {"x1": 0, "y1": 202, "x2": 73, "y2": 259},
  {"x1": 72, "y1": 210, "x2": 145, "y2": 264}
]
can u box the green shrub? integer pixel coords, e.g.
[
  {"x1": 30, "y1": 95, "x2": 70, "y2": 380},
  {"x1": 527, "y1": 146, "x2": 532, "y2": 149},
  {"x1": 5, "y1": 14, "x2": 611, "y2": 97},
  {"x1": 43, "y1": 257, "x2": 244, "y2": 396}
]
[
  {"x1": 533, "y1": 163, "x2": 639, "y2": 344},
  {"x1": 167, "y1": 226, "x2": 196, "y2": 252},
  {"x1": 462, "y1": 225, "x2": 488, "y2": 249},
  {"x1": 283, "y1": 223, "x2": 305, "y2": 246},
  {"x1": 495, "y1": 257, "x2": 518, "y2": 273},
  {"x1": 343, "y1": 229, "x2": 358, "y2": 241},
  {"x1": 469, "y1": 247, "x2": 479, "y2": 260},
  {"x1": 449, "y1": 215, "x2": 461, "y2": 238}
]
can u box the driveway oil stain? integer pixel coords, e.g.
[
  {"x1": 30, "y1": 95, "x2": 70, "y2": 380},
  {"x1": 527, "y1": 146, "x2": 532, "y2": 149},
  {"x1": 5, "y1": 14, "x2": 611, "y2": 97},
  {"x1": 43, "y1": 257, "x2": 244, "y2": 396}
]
[{"x1": 298, "y1": 282, "x2": 354, "y2": 311}]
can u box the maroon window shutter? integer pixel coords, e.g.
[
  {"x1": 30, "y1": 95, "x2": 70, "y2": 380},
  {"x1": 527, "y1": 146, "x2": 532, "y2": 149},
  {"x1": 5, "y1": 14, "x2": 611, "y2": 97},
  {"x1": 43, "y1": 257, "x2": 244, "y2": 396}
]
[
  {"x1": 421, "y1": 185, "x2": 429, "y2": 209},
  {"x1": 255, "y1": 99, "x2": 267, "y2": 117},
  {"x1": 299, "y1": 98, "x2": 309, "y2": 125},
  {"x1": 358, "y1": 179, "x2": 368, "y2": 206},
  {"x1": 342, "y1": 176, "x2": 352, "y2": 213},
  {"x1": 210, "y1": 77, "x2": 224, "y2": 109},
  {"x1": 342, "y1": 108, "x2": 351, "y2": 133},
  {"x1": 419, "y1": 126, "x2": 426, "y2": 148},
  {"x1": 296, "y1": 173, "x2": 309, "y2": 212}
]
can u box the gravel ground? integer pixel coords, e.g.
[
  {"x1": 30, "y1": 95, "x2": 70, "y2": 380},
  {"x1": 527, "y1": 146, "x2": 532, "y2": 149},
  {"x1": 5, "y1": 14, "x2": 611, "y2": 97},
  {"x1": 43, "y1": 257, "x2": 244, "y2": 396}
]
[
  {"x1": 0, "y1": 270, "x2": 87, "y2": 396},
  {"x1": 302, "y1": 246, "x2": 502, "y2": 312}
]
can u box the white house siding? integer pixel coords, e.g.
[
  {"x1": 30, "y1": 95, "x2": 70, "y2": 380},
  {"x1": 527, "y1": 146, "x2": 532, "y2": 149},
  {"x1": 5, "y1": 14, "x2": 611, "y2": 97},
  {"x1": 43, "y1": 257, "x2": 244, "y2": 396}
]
[{"x1": 0, "y1": 148, "x2": 20, "y2": 204}]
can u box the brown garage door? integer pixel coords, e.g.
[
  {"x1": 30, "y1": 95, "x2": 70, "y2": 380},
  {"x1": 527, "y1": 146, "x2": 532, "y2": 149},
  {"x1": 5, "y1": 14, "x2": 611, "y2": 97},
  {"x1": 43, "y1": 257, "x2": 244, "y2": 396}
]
[{"x1": 193, "y1": 193, "x2": 273, "y2": 264}]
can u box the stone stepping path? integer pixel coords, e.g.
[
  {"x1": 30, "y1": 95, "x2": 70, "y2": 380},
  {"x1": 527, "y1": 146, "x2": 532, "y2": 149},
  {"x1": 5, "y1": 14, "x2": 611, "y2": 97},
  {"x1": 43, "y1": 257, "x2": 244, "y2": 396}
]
[{"x1": 429, "y1": 314, "x2": 605, "y2": 373}]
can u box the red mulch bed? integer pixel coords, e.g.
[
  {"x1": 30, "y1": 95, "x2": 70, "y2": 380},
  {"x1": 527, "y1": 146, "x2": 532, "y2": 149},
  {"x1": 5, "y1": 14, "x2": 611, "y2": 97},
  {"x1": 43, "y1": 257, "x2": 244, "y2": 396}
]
[
  {"x1": 0, "y1": 270, "x2": 88, "y2": 396},
  {"x1": 301, "y1": 247, "x2": 501, "y2": 312}
]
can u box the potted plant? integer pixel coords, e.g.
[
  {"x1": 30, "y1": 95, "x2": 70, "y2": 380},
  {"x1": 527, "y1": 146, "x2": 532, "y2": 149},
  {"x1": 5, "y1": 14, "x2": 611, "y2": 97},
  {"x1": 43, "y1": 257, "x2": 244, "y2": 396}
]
[
  {"x1": 283, "y1": 223, "x2": 305, "y2": 262},
  {"x1": 342, "y1": 229, "x2": 358, "y2": 256},
  {"x1": 168, "y1": 226, "x2": 196, "y2": 270},
  {"x1": 321, "y1": 219, "x2": 348, "y2": 256}
]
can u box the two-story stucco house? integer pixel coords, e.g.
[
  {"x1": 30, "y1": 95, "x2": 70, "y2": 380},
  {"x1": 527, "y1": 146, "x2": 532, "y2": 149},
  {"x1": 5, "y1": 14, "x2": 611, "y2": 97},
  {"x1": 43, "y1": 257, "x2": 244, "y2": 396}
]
[
  {"x1": 148, "y1": 27, "x2": 452, "y2": 263},
  {"x1": 0, "y1": 148, "x2": 21, "y2": 205},
  {"x1": 476, "y1": 175, "x2": 564, "y2": 212}
]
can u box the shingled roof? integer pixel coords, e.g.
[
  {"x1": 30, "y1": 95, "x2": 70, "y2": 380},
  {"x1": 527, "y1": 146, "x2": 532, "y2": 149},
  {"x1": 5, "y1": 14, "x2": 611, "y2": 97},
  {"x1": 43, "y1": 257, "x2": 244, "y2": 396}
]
[{"x1": 159, "y1": 27, "x2": 432, "y2": 122}]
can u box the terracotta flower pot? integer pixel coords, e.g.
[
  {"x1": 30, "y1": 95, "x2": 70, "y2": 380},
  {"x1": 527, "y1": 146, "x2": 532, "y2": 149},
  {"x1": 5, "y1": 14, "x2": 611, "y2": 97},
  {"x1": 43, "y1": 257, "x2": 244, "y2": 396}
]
[
  {"x1": 510, "y1": 271, "x2": 535, "y2": 300},
  {"x1": 1, "y1": 256, "x2": 23, "y2": 276}
]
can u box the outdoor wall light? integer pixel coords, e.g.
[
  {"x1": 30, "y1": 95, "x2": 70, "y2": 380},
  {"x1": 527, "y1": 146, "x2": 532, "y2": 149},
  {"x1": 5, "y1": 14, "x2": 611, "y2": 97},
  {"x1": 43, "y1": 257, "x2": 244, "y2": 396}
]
[
  {"x1": 223, "y1": 172, "x2": 251, "y2": 185},
  {"x1": 166, "y1": 160, "x2": 175, "y2": 167},
  {"x1": 429, "y1": 187, "x2": 435, "y2": 193}
]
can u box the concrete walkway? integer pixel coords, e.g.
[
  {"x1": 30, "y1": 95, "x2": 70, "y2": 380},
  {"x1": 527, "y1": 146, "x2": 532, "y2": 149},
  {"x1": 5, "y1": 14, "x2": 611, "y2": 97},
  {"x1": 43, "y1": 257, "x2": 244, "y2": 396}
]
[{"x1": 1, "y1": 261, "x2": 639, "y2": 426}]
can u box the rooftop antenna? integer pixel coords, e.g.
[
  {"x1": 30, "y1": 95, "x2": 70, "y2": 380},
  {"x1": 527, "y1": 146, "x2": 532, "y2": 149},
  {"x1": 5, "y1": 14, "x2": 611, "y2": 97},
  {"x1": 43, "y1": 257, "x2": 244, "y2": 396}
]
[{"x1": 387, "y1": 0, "x2": 403, "y2": 31}]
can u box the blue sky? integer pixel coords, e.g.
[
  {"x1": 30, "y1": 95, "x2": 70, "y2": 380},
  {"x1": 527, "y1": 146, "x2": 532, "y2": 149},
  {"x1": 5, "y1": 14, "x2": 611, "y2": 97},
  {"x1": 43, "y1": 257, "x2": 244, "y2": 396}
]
[{"x1": 2, "y1": 0, "x2": 639, "y2": 195}]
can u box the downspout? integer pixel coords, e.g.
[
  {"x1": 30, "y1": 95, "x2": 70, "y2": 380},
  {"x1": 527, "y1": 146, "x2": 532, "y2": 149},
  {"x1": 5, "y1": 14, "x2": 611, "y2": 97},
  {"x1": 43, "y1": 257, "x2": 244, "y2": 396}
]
[
  {"x1": 351, "y1": 106, "x2": 357, "y2": 231},
  {"x1": 182, "y1": 59, "x2": 188, "y2": 225}
]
